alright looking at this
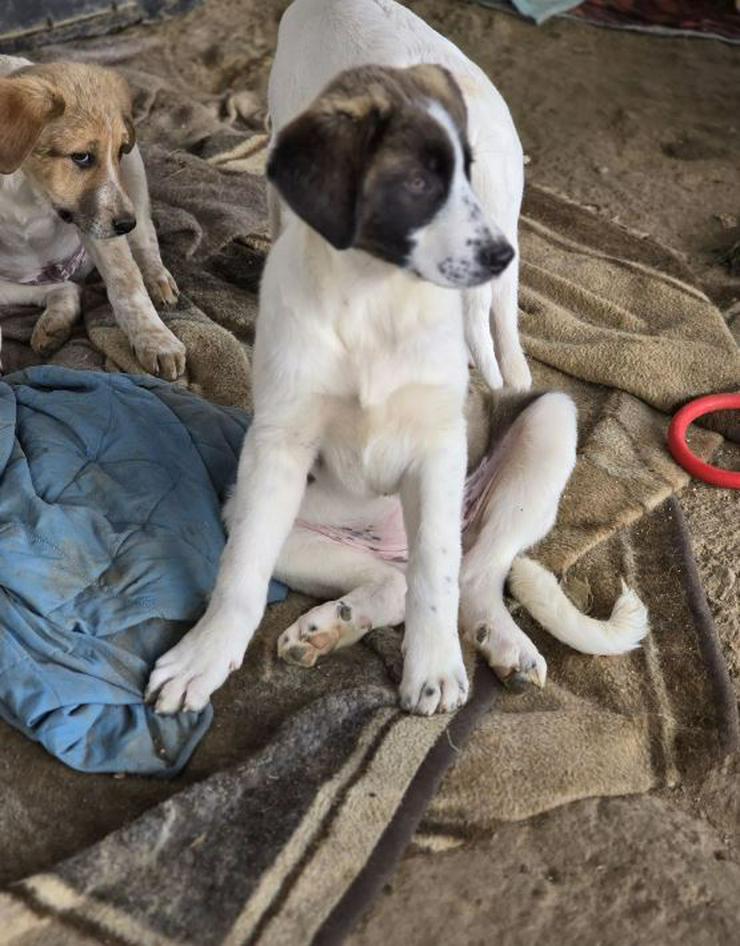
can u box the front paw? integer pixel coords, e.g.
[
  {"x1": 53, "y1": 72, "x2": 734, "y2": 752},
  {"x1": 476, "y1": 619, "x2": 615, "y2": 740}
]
[
  {"x1": 399, "y1": 633, "x2": 468, "y2": 715},
  {"x1": 143, "y1": 265, "x2": 179, "y2": 307},
  {"x1": 145, "y1": 614, "x2": 245, "y2": 713},
  {"x1": 131, "y1": 321, "x2": 186, "y2": 380},
  {"x1": 278, "y1": 600, "x2": 368, "y2": 667},
  {"x1": 31, "y1": 282, "x2": 82, "y2": 356}
]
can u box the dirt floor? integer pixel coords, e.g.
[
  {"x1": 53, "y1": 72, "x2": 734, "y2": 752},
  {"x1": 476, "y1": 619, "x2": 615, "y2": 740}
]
[{"x1": 8, "y1": 1, "x2": 740, "y2": 942}]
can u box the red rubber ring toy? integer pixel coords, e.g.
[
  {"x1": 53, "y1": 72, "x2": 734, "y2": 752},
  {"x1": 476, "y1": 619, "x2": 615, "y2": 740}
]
[{"x1": 667, "y1": 393, "x2": 740, "y2": 489}]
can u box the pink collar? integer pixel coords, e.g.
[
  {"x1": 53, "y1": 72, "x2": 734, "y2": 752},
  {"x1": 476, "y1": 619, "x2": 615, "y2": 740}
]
[{"x1": 18, "y1": 242, "x2": 88, "y2": 286}]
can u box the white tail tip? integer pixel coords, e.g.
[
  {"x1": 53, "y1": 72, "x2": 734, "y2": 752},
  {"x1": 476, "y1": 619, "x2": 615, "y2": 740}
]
[{"x1": 509, "y1": 557, "x2": 649, "y2": 656}]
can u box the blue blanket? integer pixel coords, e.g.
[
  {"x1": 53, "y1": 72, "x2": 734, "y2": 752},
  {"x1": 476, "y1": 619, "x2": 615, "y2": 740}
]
[{"x1": 0, "y1": 367, "x2": 285, "y2": 776}]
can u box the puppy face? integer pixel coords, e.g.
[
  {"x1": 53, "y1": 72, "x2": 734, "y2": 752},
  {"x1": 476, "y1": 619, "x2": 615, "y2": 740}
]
[
  {"x1": 268, "y1": 64, "x2": 514, "y2": 289},
  {"x1": 0, "y1": 63, "x2": 137, "y2": 239}
]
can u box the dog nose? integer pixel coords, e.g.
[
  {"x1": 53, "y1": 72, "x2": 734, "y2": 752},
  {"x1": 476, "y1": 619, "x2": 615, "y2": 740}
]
[
  {"x1": 477, "y1": 240, "x2": 515, "y2": 276},
  {"x1": 113, "y1": 217, "x2": 137, "y2": 236}
]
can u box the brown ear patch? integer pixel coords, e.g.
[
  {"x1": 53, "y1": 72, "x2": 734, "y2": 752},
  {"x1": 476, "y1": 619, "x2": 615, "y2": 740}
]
[
  {"x1": 267, "y1": 63, "x2": 469, "y2": 251},
  {"x1": 268, "y1": 103, "x2": 386, "y2": 249},
  {"x1": 403, "y1": 64, "x2": 468, "y2": 134},
  {"x1": 0, "y1": 77, "x2": 64, "y2": 174},
  {"x1": 267, "y1": 70, "x2": 394, "y2": 249}
]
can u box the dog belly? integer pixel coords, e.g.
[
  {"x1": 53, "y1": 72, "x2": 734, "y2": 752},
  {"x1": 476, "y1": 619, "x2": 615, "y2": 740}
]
[{"x1": 295, "y1": 428, "x2": 509, "y2": 566}]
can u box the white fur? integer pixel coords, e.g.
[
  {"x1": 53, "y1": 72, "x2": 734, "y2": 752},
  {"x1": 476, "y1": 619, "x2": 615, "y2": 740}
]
[
  {"x1": 509, "y1": 560, "x2": 650, "y2": 656},
  {"x1": 145, "y1": 2, "x2": 647, "y2": 717},
  {"x1": 267, "y1": 0, "x2": 531, "y2": 391}
]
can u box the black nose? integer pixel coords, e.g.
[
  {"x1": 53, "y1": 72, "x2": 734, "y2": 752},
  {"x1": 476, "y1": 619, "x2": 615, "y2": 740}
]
[
  {"x1": 57, "y1": 209, "x2": 74, "y2": 224},
  {"x1": 113, "y1": 217, "x2": 137, "y2": 236},
  {"x1": 477, "y1": 240, "x2": 515, "y2": 276}
]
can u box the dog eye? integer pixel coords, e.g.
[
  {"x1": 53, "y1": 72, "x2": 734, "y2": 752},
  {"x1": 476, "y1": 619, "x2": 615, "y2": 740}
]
[
  {"x1": 70, "y1": 152, "x2": 95, "y2": 168},
  {"x1": 404, "y1": 174, "x2": 430, "y2": 195}
]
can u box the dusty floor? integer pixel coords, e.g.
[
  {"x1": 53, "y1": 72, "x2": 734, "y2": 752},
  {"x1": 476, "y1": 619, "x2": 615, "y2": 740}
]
[{"x1": 6, "y1": 0, "x2": 740, "y2": 942}]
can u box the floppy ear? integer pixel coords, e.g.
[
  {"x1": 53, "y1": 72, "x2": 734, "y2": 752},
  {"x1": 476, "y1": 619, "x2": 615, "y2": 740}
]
[
  {"x1": 122, "y1": 114, "x2": 137, "y2": 154},
  {"x1": 0, "y1": 77, "x2": 64, "y2": 174},
  {"x1": 267, "y1": 102, "x2": 386, "y2": 250}
]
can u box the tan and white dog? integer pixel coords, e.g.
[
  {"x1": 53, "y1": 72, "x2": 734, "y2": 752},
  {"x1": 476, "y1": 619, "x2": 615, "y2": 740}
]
[
  {"x1": 0, "y1": 56, "x2": 185, "y2": 378},
  {"x1": 146, "y1": 0, "x2": 647, "y2": 717}
]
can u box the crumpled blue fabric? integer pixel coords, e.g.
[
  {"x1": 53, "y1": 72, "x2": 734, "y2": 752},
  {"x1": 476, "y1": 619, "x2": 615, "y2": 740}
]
[
  {"x1": 0, "y1": 367, "x2": 286, "y2": 776},
  {"x1": 477, "y1": 1, "x2": 580, "y2": 25}
]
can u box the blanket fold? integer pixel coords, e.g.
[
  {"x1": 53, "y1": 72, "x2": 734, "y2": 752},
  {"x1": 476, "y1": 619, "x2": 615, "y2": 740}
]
[
  {"x1": 0, "y1": 41, "x2": 736, "y2": 946},
  {"x1": 0, "y1": 367, "x2": 284, "y2": 776}
]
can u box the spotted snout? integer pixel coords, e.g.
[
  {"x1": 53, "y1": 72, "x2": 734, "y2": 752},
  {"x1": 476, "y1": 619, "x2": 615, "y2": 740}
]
[{"x1": 433, "y1": 231, "x2": 515, "y2": 289}]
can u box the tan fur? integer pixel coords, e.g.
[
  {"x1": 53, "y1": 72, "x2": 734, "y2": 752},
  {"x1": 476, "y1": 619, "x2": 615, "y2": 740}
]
[
  {"x1": 314, "y1": 63, "x2": 466, "y2": 129},
  {"x1": 0, "y1": 75, "x2": 64, "y2": 174},
  {"x1": 0, "y1": 59, "x2": 185, "y2": 379},
  {"x1": 6, "y1": 63, "x2": 136, "y2": 237}
]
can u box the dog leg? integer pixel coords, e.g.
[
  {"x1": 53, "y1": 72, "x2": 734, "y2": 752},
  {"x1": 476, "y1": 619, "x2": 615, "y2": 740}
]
[
  {"x1": 274, "y1": 527, "x2": 407, "y2": 666},
  {"x1": 120, "y1": 146, "x2": 179, "y2": 307},
  {"x1": 398, "y1": 423, "x2": 469, "y2": 715},
  {"x1": 146, "y1": 422, "x2": 317, "y2": 713},
  {"x1": 0, "y1": 278, "x2": 83, "y2": 358},
  {"x1": 84, "y1": 235, "x2": 185, "y2": 380},
  {"x1": 490, "y1": 255, "x2": 531, "y2": 391},
  {"x1": 31, "y1": 283, "x2": 83, "y2": 355},
  {"x1": 464, "y1": 283, "x2": 503, "y2": 390},
  {"x1": 460, "y1": 392, "x2": 577, "y2": 688}
]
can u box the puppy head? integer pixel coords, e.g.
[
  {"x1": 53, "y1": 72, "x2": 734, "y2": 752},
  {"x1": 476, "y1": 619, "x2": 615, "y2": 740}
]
[
  {"x1": 267, "y1": 64, "x2": 514, "y2": 288},
  {"x1": 0, "y1": 62, "x2": 137, "y2": 239}
]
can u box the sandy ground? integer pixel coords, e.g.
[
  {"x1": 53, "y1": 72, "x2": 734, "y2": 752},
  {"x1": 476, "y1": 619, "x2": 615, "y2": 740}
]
[{"x1": 8, "y1": 1, "x2": 740, "y2": 941}]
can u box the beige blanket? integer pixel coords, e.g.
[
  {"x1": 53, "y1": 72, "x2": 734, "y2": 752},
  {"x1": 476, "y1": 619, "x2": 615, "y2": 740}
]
[{"x1": 1, "y1": 41, "x2": 737, "y2": 946}]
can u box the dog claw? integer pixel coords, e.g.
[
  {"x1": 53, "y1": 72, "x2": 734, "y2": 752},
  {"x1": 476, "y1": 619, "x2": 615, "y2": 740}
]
[{"x1": 502, "y1": 663, "x2": 546, "y2": 693}]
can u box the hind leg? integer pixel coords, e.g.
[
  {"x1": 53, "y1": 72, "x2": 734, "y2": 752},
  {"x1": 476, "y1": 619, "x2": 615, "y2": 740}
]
[
  {"x1": 490, "y1": 254, "x2": 531, "y2": 391},
  {"x1": 275, "y1": 527, "x2": 406, "y2": 667},
  {"x1": 460, "y1": 392, "x2": 577, "y2": 687}
]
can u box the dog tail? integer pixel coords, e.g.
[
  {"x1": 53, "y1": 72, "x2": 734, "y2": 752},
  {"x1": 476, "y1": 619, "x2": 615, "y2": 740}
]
[{"x1": 508, "y1": 556, "x2": 649, "y2": 656}]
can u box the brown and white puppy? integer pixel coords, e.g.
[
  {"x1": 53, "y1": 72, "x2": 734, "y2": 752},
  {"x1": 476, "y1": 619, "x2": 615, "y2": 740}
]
[
  {"x1": 145, "y1": 61, "x2": 648, "y2": 717},
  {"x1": 0, "y1": 56, "x2": 185, "y2": 378},
  {"x1": 264, "y1": 0, "x2": 533, "y2": 393}
]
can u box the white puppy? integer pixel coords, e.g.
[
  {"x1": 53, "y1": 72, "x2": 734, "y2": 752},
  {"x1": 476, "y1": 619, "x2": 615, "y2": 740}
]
[
  {"x1": 146, "y1": 2, "x2": 647, "y2": 717},
  {"x1": 267, "y1": 0, "x2": 531, "y2": 392},
  {"x1": 0, "y1": 56, "x2": 184, "y2": 378}
]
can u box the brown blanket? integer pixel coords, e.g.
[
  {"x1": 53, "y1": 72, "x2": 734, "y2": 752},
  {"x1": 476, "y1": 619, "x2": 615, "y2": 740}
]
[{"x1": 0, "y1": 39, "x2": 737, "y2": 946}]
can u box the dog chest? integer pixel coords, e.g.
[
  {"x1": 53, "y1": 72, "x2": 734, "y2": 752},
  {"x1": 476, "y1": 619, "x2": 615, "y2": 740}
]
[
  {"x1": 0, "y1": 182, "x2": 82, "y2": 280},
  {"x1": 316, "y1": 379, "x2": 465, "y2": 498}
]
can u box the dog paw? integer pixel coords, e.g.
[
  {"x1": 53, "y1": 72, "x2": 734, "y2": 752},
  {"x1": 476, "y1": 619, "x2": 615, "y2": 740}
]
[
  {"x1": 471, "y1": 620, "x2": 546, "y2": 691},
  {"x1": 132, "y1": 322, "x2": 186, "y2": 380},
  {"x1": 145, "y1": 616, "x2": 244, "y2": 713},
  {"x1": 500, "y1": 351, "x2": 532, "y2": 392},
  {"x1": 399, "y1": 635, "x2": 468, "y2": 715},
  {"x1": 144, "y1": 266, "x2": 180, "y2": 307},
  {"x1": 31, "y1": 283, "x2": 82, "y2": 356},
  {"x1": 278, "y1": 600, "x2": 369, "y2": 667}
]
